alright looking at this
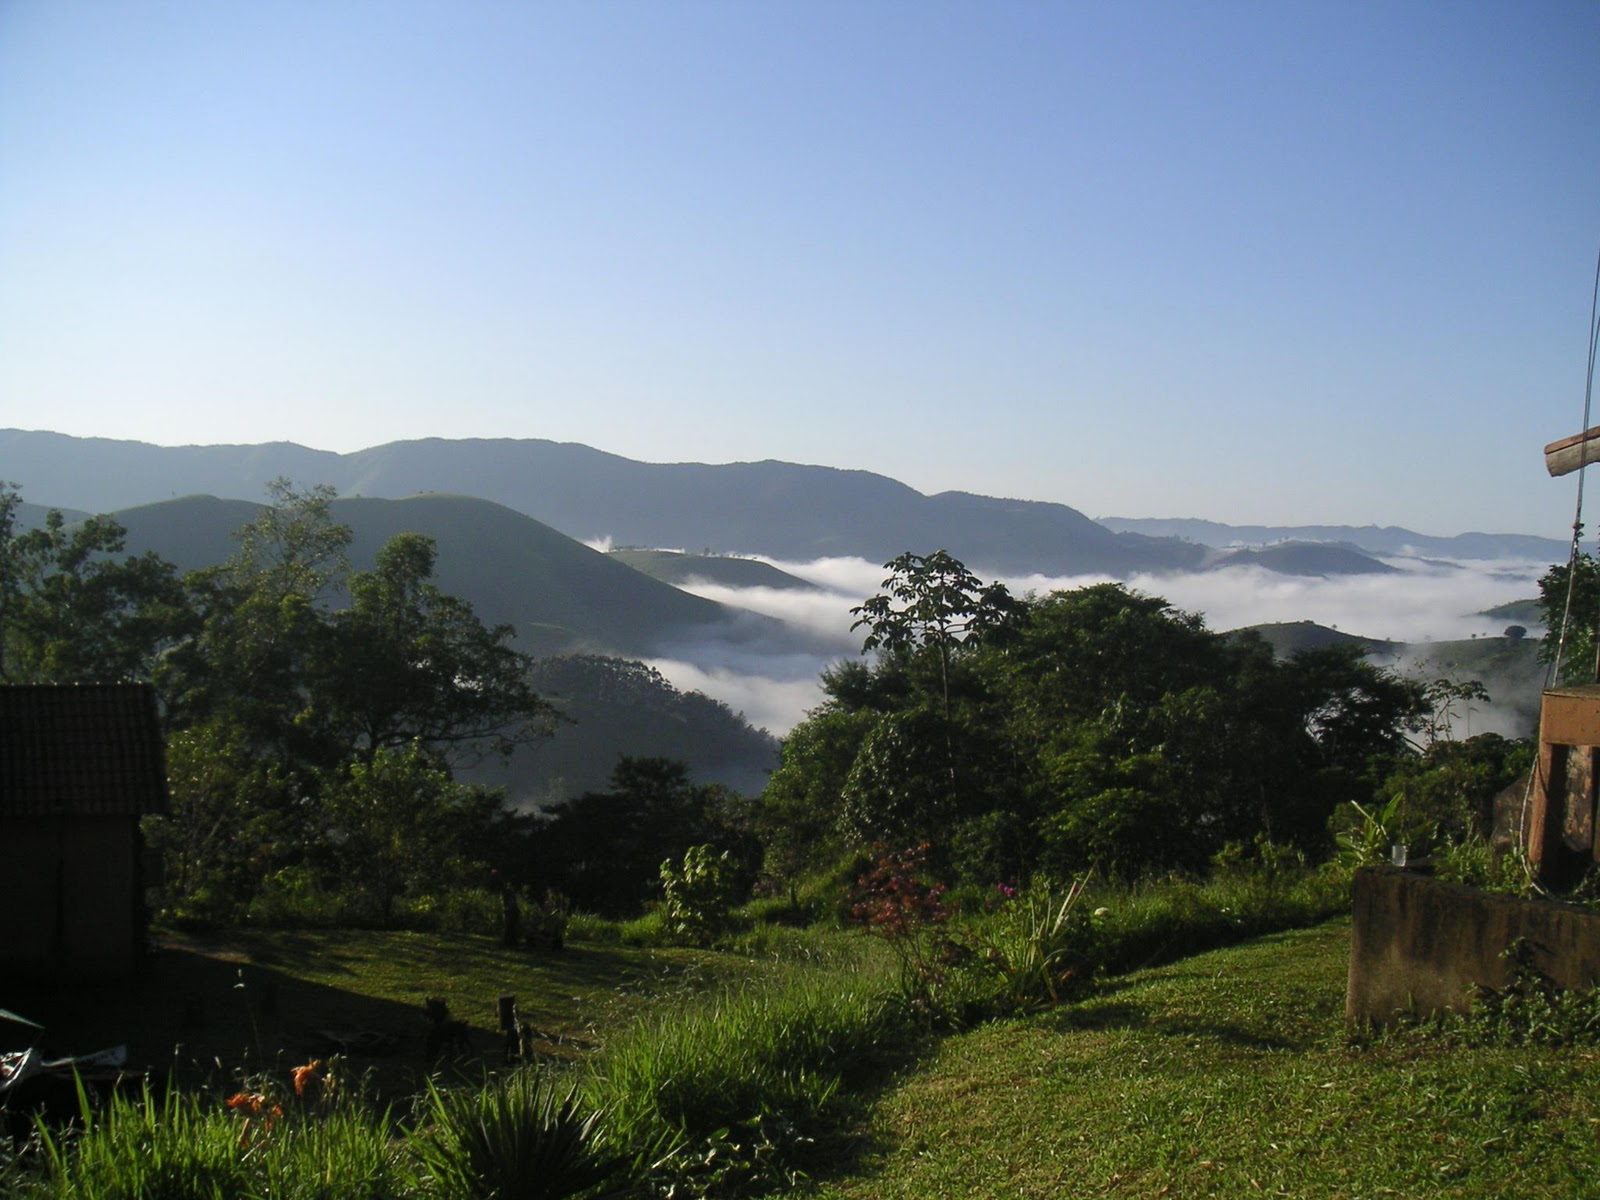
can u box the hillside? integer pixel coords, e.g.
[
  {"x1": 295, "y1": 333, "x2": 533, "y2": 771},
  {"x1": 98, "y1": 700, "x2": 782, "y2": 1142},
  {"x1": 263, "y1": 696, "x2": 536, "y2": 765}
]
[
  {"x1": 1482, "y1": 597, "x2": 1542, "y2": 625},
  {"x1": 608, "y1": 549, "x2": 818, "y2": 592},
  {"x1": 507, "y1": 654, "x2": 780, "y2": 801},
  {"x1": 1389, "y1": 634, "x2": 1545, "y2": 738},
  {"x1": 4, "y1": 430, "x2": 1206, "y2": 576},
  {"x1": 104, "y1": 494, "x2": 784, "y2": 800},
  {"x1": 111, "y1": 493, "x2": 748, "y2": 657},
  {"x1": 1228, "y1": 620, "x2": 1392, "y2": 658},
  {"x1": 1208, "y1": 540, "x2": 1397, "y2": 576}
]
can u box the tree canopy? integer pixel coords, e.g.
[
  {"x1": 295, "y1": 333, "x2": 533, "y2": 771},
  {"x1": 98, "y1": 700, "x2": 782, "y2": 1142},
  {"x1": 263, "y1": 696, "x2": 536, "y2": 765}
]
[
  {"x1": 0, "y1": 480, "x2": 560, "y2": 925},
  {"x1": 764, "y1": 554, "x2": 1451, "y2": 887}
]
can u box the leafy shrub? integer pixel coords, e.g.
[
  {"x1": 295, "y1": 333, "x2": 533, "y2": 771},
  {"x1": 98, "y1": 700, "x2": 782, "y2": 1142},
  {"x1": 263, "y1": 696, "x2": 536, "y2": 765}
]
[
  {"x1": 245, "y1": 865, "x2": 343, "y2": 928},
  {"x1": 661, "y1": 845, "x2": 740, "y2": 946},
  {"x1": 1432, "y1": 836, "x2": 1534, "y2": 895},
  {"x1": 395, "y1": 888, "x2": 502, "y2": 936},
  {"x1": 847, "y1": 841, "x2": 956, "y2": 1012},
  {"x1": 1464, "y1": 938, "x2": 1600, "y2": 1045},
  {"x1": 563, "y1": 912, "x2": 620, "y2": 944},
  {"x1": 616, "y1": 907, "x2": 671, "y2": 947},
  {"x1": 956, "y1": 876, "x2": 1099, "y2": 1016},
  {"x1": 1330, "y1": 794, "x2": 1406, "y2": 873},
  {"x1": 410, "y1": 1071, "x2": 624, "y2": 1200}
]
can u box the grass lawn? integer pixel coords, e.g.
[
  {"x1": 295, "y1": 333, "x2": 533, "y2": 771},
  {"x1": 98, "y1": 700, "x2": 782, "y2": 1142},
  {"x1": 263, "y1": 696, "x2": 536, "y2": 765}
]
[
  {"x1": 799, "y1": 919, "x2": 1600, "y2": 1200},
  {"x1": 2, "y1": 926, "x2": 756, "y2": 1102}
]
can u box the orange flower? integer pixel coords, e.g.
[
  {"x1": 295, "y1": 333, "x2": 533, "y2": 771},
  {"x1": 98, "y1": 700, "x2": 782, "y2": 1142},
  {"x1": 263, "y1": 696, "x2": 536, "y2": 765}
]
[
  {"x1": 291, "y1": 1060, "x2": 323, "y2": 1099},
  {"x1": 225, "y1": 1091, "x2": 263, "y2": 1113}
]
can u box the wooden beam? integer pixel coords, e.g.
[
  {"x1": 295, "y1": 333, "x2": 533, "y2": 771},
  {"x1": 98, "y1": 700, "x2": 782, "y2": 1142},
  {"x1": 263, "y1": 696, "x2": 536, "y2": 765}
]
[{"x1": 1546, "y1": 426, "x2": 1600, "y2": 477}]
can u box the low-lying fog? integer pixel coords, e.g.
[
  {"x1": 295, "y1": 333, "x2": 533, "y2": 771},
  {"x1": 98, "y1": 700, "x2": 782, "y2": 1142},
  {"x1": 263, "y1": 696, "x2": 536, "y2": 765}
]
[{"x1": 642, "y1": 554, "x2": 1552, "y2": 737}]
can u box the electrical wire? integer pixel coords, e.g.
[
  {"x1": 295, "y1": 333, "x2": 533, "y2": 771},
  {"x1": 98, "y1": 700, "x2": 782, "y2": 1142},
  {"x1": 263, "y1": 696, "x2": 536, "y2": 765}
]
[
  {"x1": 1520, "y1": 248, "x2": 1600, "y2": 878},
  {"x1": 1547, "y1": 248, "x2": 1600, "y2": 686}
]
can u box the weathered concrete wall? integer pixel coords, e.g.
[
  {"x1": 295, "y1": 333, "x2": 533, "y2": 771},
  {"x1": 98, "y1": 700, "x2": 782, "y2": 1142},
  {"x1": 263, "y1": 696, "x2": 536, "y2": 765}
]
[{"x1": 1347, "y1": 866, "x2": 1600, "y2": 1026}]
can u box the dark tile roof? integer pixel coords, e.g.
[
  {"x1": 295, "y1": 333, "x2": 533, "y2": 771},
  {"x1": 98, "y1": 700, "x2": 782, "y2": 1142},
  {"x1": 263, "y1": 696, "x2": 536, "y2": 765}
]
[{"x1": 0, "y1": 684, "x2": 169, "y2": 817}]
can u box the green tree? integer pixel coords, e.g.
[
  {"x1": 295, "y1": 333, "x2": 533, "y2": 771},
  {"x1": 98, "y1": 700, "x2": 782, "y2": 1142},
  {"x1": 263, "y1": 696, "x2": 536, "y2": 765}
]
[
  {"x1": 320, "y1": 741, "x2": 504, "y2": 926},
  {"x1": 0, "y1": 485, "x2": 188, "y2": 684},
  {"x1": 758, "y1": 706, "x2": 878, "y2": 887},
  {"x1": 766, "y1": 567, "x2": 1441, "y2": 886},
  {"x1": 313, "y1": 532, "x2": 555, "y2": 764},
  {"x1": 842, "y1": 552, "x2": 1020, "y2": 844},
  {"x1": 143, "y1": 720, "x2": 302, "y2": 923},
  {"x1": 1538, "y1": 553, "x2": 1600, "y2": 684},
  {"x1": 229, "y1": 478, "x2": 352, "y2": 605},
  {"x1": 1375, "y1": 731, "x2": 1533, "y2": 847},
  {"x1": 538, "y1": 757, "x2": 757, "y2": 915},
  {"x1": 157, "y1": 481, "x2": 352, "y2": 762},
  {"x1": 850, "y1": 550, "x2": 1019, "y2": 723}
]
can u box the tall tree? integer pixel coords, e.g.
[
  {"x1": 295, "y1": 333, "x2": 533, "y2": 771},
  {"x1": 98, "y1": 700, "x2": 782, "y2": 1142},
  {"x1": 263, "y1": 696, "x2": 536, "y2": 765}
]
[
  {"x1": 1538, "y1": 552, "x2": 1600, "y2": 684},
  {"x1": 850, "y1": 550, "x2": 1019, "y2": 723},
  {"x1": 536, "y1": 757, "x2": 757, "y2": 914},
  {"x1": 320, "y1": 741, "x2": 506, "y2": 926},
  {"x1": 0, "y1": 484, "x2": 188, "y2": 684},
  {"x1": 767, "y1": 566, "x2": 1445, "y2": 885},
  {"x1": 156, "y1": 482, "x2": 351, "y2": 761},
  {"x1": 312, "y1": 532, "x2": 555, "y2": 763}
]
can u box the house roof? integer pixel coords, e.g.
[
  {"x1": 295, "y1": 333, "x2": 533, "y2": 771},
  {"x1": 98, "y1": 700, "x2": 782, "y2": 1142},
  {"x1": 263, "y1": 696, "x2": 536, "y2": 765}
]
[{"x1": 0, "y1": 684, "x2": 169, "y2": 817}]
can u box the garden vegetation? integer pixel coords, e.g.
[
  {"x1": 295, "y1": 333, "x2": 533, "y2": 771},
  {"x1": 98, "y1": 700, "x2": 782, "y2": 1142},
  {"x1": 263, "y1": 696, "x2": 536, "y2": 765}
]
[{"x1": 3, "y1": 483, "x2": 1589, "y2": 1197}]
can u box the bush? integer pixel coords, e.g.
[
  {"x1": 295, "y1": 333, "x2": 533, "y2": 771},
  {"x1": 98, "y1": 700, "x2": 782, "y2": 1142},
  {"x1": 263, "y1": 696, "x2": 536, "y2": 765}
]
[
  {"x1": 410, "y1": 1071, "x2": 624, "y2": 1200},
  {"x1": 660, "y1": 845, "x2": 740, "y2": 947},
  {"x1": 953, "y1": 877, "x2": 1099, "y2": 1017}
]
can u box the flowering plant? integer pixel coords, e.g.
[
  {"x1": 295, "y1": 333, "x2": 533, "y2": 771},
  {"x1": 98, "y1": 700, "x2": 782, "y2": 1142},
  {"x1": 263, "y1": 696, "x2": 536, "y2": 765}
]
[{"x1": 849, "y1": 842, "x2": 964, "y2": 1013}]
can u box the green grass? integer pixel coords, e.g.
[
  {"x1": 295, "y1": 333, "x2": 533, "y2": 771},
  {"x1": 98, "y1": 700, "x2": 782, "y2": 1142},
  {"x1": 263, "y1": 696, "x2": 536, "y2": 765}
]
[
  {"x1": 589, "y1": 934, "x2": 905, "y2": 1190},
  {"x1": 18, "y1": 879, "x2": 1598, "y2": 1199},
  {"x1": 1, "y1": 926, "x2": 764, "y2": 1105},
  {"x1": 794, "y1": 920, "x2": 1600, "y2": 1199}
]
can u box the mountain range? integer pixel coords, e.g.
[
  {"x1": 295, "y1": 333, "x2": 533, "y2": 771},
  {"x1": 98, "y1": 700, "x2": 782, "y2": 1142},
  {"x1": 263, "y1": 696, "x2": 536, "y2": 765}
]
[
  {"x1": 3, "y1": 430, "x2": 1556, "y2": 781},
  {"x1": 9, "y1": 429, "x2": 1559, "y2": 578},
  {"x1": 1097, "y1": 516, "x2": 1565, "y2": 563}
]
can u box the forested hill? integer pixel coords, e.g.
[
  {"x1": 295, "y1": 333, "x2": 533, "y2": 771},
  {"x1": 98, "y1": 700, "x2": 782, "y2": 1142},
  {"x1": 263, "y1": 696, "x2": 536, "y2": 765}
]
[
  {"x1": 3, "y1": 430, "x2": 1203, "y2": 576},
  {"x1": 111, "y1": 493, "x2": 747, "y2": 657},
  {"x1": 607, "y1": 549, "x2": 818, "y2": 591}
]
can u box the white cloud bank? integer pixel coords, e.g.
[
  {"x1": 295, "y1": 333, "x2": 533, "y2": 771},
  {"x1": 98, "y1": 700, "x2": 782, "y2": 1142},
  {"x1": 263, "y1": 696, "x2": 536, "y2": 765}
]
[{"x1": 643, "y1": 554, "x2": 1548, "y2": 736}]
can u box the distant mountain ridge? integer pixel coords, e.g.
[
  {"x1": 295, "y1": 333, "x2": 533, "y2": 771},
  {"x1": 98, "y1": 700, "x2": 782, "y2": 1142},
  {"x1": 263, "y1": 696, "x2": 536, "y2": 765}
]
[
  {"x1": 0, "y1": 429, "x2": 1196, "y2": 576},
  {"x1": 4, "y1": 429, "x2": 1558, "y2": 577},
  {"x1": 1097, "y1": 515, "x2": 1566, "y2": 563}
]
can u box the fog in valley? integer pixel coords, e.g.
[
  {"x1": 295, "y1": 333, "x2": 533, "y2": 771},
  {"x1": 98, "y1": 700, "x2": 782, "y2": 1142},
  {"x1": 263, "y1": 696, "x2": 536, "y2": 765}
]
[{"x1": 638, "y1": 553, "x2": 1552, "y2": 739}]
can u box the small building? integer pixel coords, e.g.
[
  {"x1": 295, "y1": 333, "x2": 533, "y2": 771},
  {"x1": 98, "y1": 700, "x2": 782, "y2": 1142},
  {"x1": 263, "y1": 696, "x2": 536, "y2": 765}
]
[{"x1": 0, "y1": 683, "x2": 168, "y2": 981}]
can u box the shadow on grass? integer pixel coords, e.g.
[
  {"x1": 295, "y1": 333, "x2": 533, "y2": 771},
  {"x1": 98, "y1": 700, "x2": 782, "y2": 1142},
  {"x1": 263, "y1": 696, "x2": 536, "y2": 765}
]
[
  {"x1": 4, "y1": 945, "x2": 449, "y2": 1101},
  {"x1": 1, "y1": 929, "x2": 715, "y2": 1105}
]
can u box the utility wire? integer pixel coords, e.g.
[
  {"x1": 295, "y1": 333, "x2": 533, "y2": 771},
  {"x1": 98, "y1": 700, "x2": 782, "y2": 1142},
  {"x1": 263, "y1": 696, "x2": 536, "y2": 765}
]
[
  {"x1": 1548, "y1": 247, "x2": 1600, "y2": 686},
  {"x1": 1520, "y1": 249, "x2": 1600, "y2": 879}
]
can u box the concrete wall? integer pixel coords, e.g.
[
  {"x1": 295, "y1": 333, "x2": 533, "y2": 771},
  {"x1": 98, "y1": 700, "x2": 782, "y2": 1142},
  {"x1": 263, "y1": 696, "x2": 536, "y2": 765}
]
[{"x1": 1347, "y1": 866, "x2": 1600, "y2": 1026}]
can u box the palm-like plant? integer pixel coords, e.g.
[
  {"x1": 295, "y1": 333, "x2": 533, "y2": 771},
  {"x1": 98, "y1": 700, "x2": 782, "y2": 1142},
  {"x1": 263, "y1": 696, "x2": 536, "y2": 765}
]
[{"x1": 412, "y1": 1071, "x2": 625, "y2": 1200}]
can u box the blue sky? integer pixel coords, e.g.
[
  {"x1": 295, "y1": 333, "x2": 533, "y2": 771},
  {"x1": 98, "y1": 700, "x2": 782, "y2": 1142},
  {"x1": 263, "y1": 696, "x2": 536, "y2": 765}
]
[{"x1": 2, "y1": 1, "x2": 1596, "y2": 537}]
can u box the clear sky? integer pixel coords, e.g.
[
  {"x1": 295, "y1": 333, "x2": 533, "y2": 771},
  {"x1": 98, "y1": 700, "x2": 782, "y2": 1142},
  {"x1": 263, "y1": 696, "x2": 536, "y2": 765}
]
[{"x1": 2, "y1": 1, "x2": 1596, "y2": 537}]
